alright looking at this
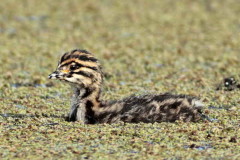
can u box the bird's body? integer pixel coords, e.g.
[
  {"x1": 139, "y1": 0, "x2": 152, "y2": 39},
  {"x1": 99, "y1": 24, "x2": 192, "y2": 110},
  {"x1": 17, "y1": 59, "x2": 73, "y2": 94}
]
[{"x1": 49, "y1": 49, "x2": 204, "y2": 124}]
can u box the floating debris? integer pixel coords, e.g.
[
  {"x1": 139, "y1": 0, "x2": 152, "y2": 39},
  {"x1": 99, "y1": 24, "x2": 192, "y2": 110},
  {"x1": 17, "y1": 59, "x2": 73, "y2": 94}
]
[{"x1": 216, "y1": 77, "x2": 240, "y2": 91}]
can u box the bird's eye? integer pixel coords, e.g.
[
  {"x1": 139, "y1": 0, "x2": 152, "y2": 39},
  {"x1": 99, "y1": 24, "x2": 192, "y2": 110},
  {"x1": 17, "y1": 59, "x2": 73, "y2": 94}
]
[{"x1": 70, "y1": 65, "x2": 78, "y2": 70}]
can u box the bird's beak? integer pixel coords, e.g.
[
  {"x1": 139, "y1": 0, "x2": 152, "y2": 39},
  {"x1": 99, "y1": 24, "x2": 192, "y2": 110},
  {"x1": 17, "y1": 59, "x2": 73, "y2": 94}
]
[{"x1": 48, "y1": 71, "x2": 61, "y2": 79}]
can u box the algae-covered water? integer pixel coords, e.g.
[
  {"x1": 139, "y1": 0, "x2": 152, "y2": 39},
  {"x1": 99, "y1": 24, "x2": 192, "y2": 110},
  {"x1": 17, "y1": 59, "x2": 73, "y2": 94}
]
[{"x1": 0, "y1": 0, "x2": 239, "y2": 159}]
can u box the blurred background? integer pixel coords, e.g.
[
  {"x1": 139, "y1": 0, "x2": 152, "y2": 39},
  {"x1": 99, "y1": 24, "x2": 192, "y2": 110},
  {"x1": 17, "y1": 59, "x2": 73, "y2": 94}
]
[
  {"x1": 1, "y1": 0, "x2": 240, "y2": 88},
  {"x1": 0, "y1": 0, "x2": 239, "y2": 159}
]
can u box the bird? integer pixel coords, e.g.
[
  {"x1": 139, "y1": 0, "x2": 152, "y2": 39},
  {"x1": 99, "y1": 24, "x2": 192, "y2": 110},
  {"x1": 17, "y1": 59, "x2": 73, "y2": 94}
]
[{"x1": 48, "y1": 49, "x2": 205, "y2": 124}]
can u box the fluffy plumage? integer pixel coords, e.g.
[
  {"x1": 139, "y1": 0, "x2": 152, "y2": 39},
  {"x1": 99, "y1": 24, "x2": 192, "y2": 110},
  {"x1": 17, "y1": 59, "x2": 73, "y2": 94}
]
[{"x1": 49, "y1": 49, "x2": 204, "y2": 124}]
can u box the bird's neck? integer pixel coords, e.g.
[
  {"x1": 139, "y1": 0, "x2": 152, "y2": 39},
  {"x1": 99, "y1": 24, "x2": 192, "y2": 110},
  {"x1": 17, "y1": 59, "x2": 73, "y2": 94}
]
[{"x1": 71, "y1": 85, "x2": 101, "y2": 123}]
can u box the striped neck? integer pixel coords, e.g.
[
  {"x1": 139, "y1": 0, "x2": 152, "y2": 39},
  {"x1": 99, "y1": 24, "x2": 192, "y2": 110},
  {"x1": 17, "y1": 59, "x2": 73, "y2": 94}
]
[{"x1": 72, "y1": 85, "x2": 101, "y2": 124}]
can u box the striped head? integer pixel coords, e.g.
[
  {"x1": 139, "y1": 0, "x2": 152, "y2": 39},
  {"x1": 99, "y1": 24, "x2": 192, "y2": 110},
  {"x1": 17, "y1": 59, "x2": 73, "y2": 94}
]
[{"x1": 49, "y1": 49, "x2": 103, "y2": 88}]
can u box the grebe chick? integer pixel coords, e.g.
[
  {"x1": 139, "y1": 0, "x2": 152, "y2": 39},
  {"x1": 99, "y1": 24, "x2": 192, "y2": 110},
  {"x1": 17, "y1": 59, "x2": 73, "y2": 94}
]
[{"x1": 48, "y1": 49, "x2": 204, "y2": 124}]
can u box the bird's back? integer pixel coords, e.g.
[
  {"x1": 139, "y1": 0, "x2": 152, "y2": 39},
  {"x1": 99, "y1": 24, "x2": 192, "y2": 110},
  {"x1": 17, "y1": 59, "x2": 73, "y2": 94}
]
[{"x1": 96, "y1": 93, "x2": 204, "y2": 123}]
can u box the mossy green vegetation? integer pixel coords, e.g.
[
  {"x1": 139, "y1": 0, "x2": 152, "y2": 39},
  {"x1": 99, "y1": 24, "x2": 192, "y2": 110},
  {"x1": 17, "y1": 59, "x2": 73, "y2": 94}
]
[{"x1": 0, "y1": 0, "x2": 239, "y2": 159}]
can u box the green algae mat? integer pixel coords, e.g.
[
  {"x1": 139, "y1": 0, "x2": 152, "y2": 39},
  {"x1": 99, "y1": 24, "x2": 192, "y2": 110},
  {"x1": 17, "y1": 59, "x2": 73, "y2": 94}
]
[{"x1": 0, "y1": 0, "x2": 239, "y2": 159}]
